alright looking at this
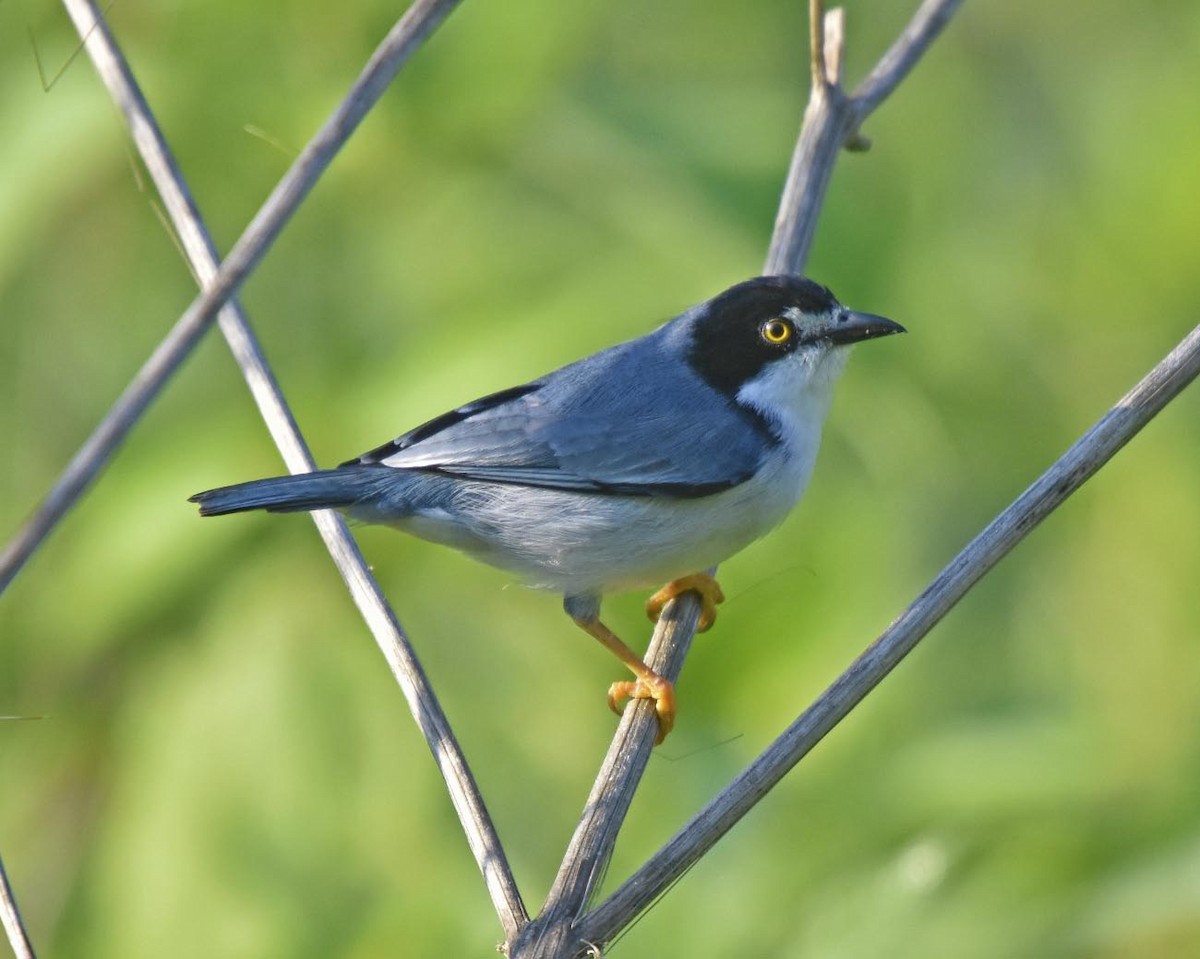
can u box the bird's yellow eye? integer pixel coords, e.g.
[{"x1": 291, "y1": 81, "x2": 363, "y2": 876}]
[{"x1": 761, "y1": 318, "x2": 792, "y2": 345}]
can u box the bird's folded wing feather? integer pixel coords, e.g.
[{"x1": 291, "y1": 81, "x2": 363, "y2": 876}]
[{"x1": 346, "y1": 344, "x2": 773, "y2": 498}]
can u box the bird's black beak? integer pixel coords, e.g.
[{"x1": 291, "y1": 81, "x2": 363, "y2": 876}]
[{"x1": 825, "y1": 310, "x2": 906, "y2": 345}]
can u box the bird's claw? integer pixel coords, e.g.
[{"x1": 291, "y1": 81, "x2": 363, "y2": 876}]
[
  {"x1": 646, "y1": 572, "x2": 725, "y2": 632},
  {"x1": 608, "y1": 675, "x2": 676, "y2": 744}
]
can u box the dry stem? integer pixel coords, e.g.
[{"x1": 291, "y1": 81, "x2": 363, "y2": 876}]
[
  {"x1": 511, "y1": 2, "x2": 967, "y2": 955},
  {"x1": 0, "y1": 855, "x2": 36, "y2": 959}
]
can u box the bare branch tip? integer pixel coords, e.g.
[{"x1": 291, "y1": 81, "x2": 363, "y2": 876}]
[
  {"x1": 824, "y1": 7, "x2": 847, "y2": 87},
  {"x1": 808, "y1": 0, "x2": 828, "y2": 91}
]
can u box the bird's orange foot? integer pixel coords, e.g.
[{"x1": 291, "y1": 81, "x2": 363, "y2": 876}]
[
  {"x1": 608, "y1": 674, "x2": 676, "y2": 744},
  {"x1": 646, "y1": 572, "x2": 726, "y2": 632}
]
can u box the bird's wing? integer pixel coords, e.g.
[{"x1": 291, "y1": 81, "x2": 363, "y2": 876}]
[{"x1": 346, "y1": 342, "x2": 775, "y2": 498}]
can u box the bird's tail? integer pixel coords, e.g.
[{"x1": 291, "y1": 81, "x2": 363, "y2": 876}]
[{"x1": 190, "y1": 466, "x2": 388, "y2": 517}]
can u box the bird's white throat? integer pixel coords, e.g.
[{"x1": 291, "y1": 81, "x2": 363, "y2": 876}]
[{"x1": 735, "y1": 345, "x2": 849, "y2": 449}]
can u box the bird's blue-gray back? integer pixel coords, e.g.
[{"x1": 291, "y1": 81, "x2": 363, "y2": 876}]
[{"x1": 363, "y1": 322, "x2": 775, "y2": 497}]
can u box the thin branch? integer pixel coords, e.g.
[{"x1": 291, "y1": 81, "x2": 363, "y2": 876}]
[
  {"x1": 511, "y1": 3, "x2": 966, "y2": 956},
  {"x1": 852, "y1": 0, "x2": 967, "y2": 120},
  {"x1": 809, "y1": 0, "x2": 829, "y2": 91},
  {"x1": 0, "y1": 0, "x2": 462, "y2": 596},
  {"x1": 766, "y1": 0, "x2": 962, "y2": 274},
  {"x1": 823, "y1": 8, "x2": 847, "y2": 89},
  {"x1": 581, "y1": 316, "x2": 1200, "y2": 940},
  {"x1": 762, "y1": 23, "x2": 851, "y2": 274},
  {"x1": 508, "y1": 603, "x2": 703, "y2": 957},
  {"x1": 0, "y1": 854, "x2": 36, "y2": 959},
  {"x1": 55, "y1": 0, "x2": 527, "y2": 941}
]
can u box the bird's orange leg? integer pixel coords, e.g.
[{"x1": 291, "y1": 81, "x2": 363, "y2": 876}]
[
  {"x1": 645, "y1": 572, "x2": 725, "y2": 632},
  {"x1": 568, "y1": 613, "x2": 676, "y2": 745}
]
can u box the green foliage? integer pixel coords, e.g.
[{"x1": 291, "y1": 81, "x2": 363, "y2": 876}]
[{"x1": 3, "y1": 1, "x2": 1200, "y2": 955}]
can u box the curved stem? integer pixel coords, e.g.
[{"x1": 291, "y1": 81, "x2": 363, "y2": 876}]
[{"x1": 0, "y1": 855, "x2": 36, "y2": 959}]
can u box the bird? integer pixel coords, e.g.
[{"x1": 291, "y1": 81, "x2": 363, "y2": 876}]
[{"x1": 190, "y1": 275, "x2": 903, "y2": 743}]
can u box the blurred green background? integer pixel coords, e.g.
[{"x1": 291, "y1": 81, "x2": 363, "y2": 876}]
[{"x1": 3, "y1": 0, "x2": 1200, "y2": 955}]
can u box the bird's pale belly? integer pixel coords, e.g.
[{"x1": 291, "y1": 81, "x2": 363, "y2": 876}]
[{"x1": 393, "y1": 452, "x2": 814, "y2": 596}]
